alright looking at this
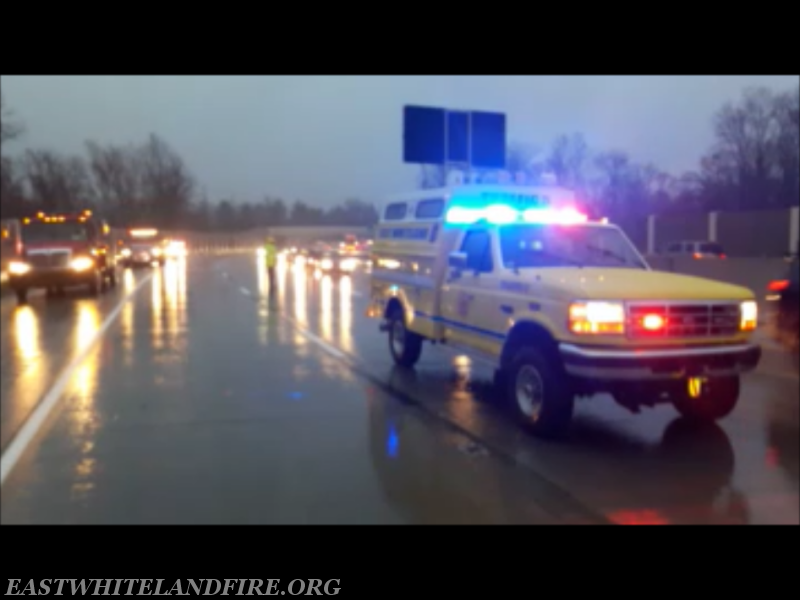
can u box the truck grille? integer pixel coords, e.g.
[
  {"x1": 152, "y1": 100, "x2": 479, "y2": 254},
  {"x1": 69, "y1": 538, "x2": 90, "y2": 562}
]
[
  {"x1": 27, "y1": 252, "x2": 70, "y2": 268},
  {"x1": 628, "y1": 302, "x2": 740, "y2": 338}
]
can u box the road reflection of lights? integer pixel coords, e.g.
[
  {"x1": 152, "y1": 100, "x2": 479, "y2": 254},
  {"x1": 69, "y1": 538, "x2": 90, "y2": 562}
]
[
  {"x1": 256, "y1": 254, "x2": 267, "y2": 296},
  {"x1": 321, "y1": 275, "x2": 333, "y2": 341},
  {"x1": 72, "y1": 304, "x2": 101, "y2": 401},
  {"x1": 123, "y1": 269, "x2": 136, "y2": 292},
  {"x1": 293, "y1": 264, "x2": 307, "y2": 325},
  {"x1": 339, "y1": 276, "x2": 354, "y2": 353},
  {"x1": 10, "y1": 307, "x2": 48, "y2": 427},
  {"x1": 151, "y1": 266, "x2": 164, "y2": 350},
  {"x1": 13, "y1": 306, "x2": 40, "y2": 361},
  {"x1": 163, "y1": 257, "x2": 187, "y2": 351}
]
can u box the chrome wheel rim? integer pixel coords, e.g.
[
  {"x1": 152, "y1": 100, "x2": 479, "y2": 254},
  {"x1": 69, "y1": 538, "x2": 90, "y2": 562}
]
[{"x1": 516, "y1": 365, "x2": 544, "y2": 421}]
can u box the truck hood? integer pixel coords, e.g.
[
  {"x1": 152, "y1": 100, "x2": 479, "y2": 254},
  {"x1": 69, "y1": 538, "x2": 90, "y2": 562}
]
[
  {"x1": 24, "y1": 240, "x2": 91, "y2": 254},
  {"x1": 534, "y1": 268, "x2": 754, "y2": 301}
]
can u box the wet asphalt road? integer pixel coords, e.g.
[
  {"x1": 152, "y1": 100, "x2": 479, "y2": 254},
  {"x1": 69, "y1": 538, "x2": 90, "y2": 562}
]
[{"x1": 1, "y1": 254, "x2": 797, "y2": 524}]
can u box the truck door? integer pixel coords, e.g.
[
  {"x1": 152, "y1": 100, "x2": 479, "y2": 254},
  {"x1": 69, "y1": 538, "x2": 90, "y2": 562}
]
[{"x1": 440, "y1": 228, "x2": 502, "y2": 354}]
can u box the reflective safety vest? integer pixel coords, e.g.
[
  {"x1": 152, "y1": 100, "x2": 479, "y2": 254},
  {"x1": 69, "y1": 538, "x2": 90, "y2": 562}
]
[{"x1": 264, "y1": 242, "x2": 277, "y2": 267}]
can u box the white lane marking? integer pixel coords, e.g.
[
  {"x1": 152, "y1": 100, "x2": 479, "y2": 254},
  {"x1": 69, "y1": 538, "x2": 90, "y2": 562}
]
[
  {"x1": 296, "y1": 325, "x2": 347, "y2": 360},
  {"x1": 239, "y1": 287, "x2": 251, "y2": 296},
  {"x1": 0, "y1": 274, "x2": 153, "y2": 486},
  {"x1": 351, "y1": 290, "x2": 364, "y2": 298}
]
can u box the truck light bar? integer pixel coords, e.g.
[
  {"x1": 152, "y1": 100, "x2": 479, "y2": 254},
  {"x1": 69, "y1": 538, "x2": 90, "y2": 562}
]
[{"x1": 445, "y1": 205, "x2": 588, "y2": 225}]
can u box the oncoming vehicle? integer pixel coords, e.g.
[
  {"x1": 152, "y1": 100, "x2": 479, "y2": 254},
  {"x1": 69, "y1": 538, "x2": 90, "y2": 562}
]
[
  {"x1": 367, "y1": 182, "x2": 761, "y2": 438},
  {"x1": 7, "y1": 210, "x2": 118, "y2": 304},
  {"x1": 119, "y1": 228, "x2": 167, "y2": 267}
]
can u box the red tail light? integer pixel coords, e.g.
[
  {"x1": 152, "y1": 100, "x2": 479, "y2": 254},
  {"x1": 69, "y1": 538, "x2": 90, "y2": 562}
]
[
  {"x1": 719, "y1": 254, "x2": 726, "y2": 259},
  {"x1": 768, "y1": 280, "x2": 790, "y2": 292},
  {"x1": 693, "y1": 252, "x2": 702, "y2": 259}
]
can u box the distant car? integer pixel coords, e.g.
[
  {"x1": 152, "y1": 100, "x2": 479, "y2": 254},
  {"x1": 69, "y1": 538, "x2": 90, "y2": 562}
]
[
  {"x1": 307, "y1": 250, "x2": 357, "y2": 275},
  {"x1": 766, "y1": 254, "x2": 798, "y2": 364},
  {"x1": 661, "y1": 240, "x2": 726, "y2": 259}
]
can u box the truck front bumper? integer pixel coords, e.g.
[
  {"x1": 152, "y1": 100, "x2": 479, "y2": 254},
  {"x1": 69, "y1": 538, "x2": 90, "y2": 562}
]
[
  {"x1": 559, "y1": 343, "x2": 761, "y2": 381},
  {"x1": 9, "y1": 268, "x2": 96, "y2": 289}
]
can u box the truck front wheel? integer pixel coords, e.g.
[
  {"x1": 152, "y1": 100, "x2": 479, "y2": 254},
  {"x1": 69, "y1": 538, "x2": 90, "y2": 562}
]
[
  {"x1": 14, "y1": 288, "x2": 28, "y2": 305},
  {"x1": 672, "y1": 376, "x2": 740, "y2": 422},
  {"x1": 388, "y1": 310, "x2": 423, "y2": 368},
  {"x1": 507, "y1": 347, "x2": 574, "y2": 438}
]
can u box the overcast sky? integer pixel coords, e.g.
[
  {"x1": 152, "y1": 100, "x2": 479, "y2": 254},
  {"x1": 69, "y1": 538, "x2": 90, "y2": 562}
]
[{"x1": 1, "y1": 75, "x2": 797, "y2": 207}]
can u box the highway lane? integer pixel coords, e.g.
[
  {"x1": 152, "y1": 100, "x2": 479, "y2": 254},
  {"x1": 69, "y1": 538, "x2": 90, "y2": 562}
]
[
  {"x1": 1, "y1": 253, "x2": 797, "y2": 524},
  {"x1": 0, "y1": 271, "x2": 151, "y2": 452},
  {"x1": 0, "y1": 257, "x2": 586, "y2": 524},
  {"x1": 221, "y1": 253, "x2": 799, "y2": 525}
]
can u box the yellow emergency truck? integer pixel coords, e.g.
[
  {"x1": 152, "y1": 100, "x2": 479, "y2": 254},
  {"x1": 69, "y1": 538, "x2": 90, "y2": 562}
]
[{"x1": 367, "y1": 181, "x2": 761, "y2": 438}]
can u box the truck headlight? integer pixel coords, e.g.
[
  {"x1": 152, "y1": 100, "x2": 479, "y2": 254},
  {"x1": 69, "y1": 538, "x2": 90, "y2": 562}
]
[
  {"x1": 70, "y1": 256, "x2": 94, "y2": 271},
  {"x1": 9, "y1": 261, "x2": 31, "y2": 275},
  {"x1": 340, "y1": 258, "x2": 356, "y2": 272},
  {"x1": 120, "y1": 248, "x2": 131, "y2": 258},
  {"x1": 740, "y1": 300, "x2": 757, "y2": 331},
  {"x1": 320, "y1": 258, "x2": 333, "y2": 270},
  {"x1": 568, "y1": 301, "x2": 625, "y2": 334},
  {"x1": 152, "y1": 247, "x2": 162, "y2": 257}
]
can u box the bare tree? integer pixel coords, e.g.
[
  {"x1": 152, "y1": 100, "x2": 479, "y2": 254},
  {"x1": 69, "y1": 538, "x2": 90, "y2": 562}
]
[
  {"x1": 85, "y1": 140, "x2": 143, "y2": 224},
  {"x1": 22, "y1": 149, "x2": 94, "y2": 212},
  {"x1": 1, "y1": 156, "x2": 28, "y2": 217},
  {"x1": 0, "y1": 94, "x2": 24, "y2": 147},
  {"x1": 546, "y1": 133, "x2": 590, "y2": 190},
  {"x1": 137, "y1": 133, "x2": 195, "y2": 228}
]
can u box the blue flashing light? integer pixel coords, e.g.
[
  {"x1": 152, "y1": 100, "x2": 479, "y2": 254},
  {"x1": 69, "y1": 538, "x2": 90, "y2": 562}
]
[{"x1": 445, "y1": 204, "x2": 587, "y2": 226}]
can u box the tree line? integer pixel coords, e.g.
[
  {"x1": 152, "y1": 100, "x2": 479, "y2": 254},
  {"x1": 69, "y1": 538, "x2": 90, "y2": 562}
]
[
  {"x1": 421, "y1": 86, "x2": 798, "y2": 221},
  {"x1": 2, "y1": 85, "x2": 797, "y2": 232}
]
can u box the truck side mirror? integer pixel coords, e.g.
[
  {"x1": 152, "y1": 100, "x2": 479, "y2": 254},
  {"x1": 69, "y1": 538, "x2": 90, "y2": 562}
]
[{"x1": 448, "y1": 251, "x2": 467, "y2": 271}]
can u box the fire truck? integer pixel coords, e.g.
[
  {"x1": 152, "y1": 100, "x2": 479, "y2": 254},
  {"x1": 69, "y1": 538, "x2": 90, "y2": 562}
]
[{"x1": 6, "y1": 210, "x2": 119, "y2": 304}]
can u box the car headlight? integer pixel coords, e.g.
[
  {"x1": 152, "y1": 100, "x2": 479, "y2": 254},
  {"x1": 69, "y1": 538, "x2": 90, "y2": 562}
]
[
  {"x1": 9, "y1": 261, "x2": 31, "y2": 275},
  {"x1": 340, "y1": 258, "x2": 356, "y2": 271},
  {"x1": 152, "y1": 247, "x2": 162, "y2": 256},
  {"x1": 740, "y1": 300, "x2": 757, "y2": 331},
  {"x1": 120, "y1": 248, "x2": 132, "y2": 257},
  {"x1": 70, "y1": 256, "x2": 94, "y2": 271},
  {"x1": 568, "y1": 301, "x2": 625, "y2": 334},
  {"x1": 320, "y1": 258, "x2": 333, "y2": 270}
]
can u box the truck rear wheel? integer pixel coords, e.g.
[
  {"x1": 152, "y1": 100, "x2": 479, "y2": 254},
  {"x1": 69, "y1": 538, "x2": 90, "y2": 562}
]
[
  {"x1": 388, "y1": 310, "x2": 423, "y2": 368},
  {"x1": 672, "y1": 376, "x2": 740, "y2": 422},
  {"x1": 506, "y1": 347, "x2": 574, "y2": 438}
]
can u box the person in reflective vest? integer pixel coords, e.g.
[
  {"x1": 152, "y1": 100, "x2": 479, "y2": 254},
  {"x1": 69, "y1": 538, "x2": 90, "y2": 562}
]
[{"x1": 264, "y1": 237, "x2": 277, "y2": 289}]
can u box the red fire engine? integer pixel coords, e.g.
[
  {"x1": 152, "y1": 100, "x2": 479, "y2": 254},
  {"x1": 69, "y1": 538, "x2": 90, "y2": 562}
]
[{"x1": 6, "y1": 210, "x2": 119, "y2": 304}]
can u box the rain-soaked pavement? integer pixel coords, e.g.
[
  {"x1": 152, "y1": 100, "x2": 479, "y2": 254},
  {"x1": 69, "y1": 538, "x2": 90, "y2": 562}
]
[{"x1": 1, "y1": 254, "x2": 797, "y2": 524}]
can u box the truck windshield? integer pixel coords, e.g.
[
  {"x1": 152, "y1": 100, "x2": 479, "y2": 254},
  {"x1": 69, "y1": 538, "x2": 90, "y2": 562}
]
[
  {"x1": 499, "y1": 224, "x2": 647, "y2": 270},
  {"x1": 23, "y1": 222, "x2": 89, "y2": 242}
]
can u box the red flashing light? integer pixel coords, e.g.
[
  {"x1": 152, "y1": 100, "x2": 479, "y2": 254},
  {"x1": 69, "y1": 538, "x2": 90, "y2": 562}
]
[{"x1": 768, "y1": 280, "x2": 790, "y2": 292}]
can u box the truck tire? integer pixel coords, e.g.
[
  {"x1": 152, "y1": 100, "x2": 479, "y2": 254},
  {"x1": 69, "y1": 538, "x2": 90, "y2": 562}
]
[
  {"x1": 14, "y1": 288, "x2": 28, "y2": 305},
  {"x1": 388, "y1": 309, "x2": 423, "y2": 368},
  {"x1": 506, "y1": 347, "x2": 574, "y2": 438},
  {"x1": 671, "y1": 376, "x2": 739, "y2": 422},
  {"x1": 107, "y1": 268, "x2": 117, "y2": 288}
]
